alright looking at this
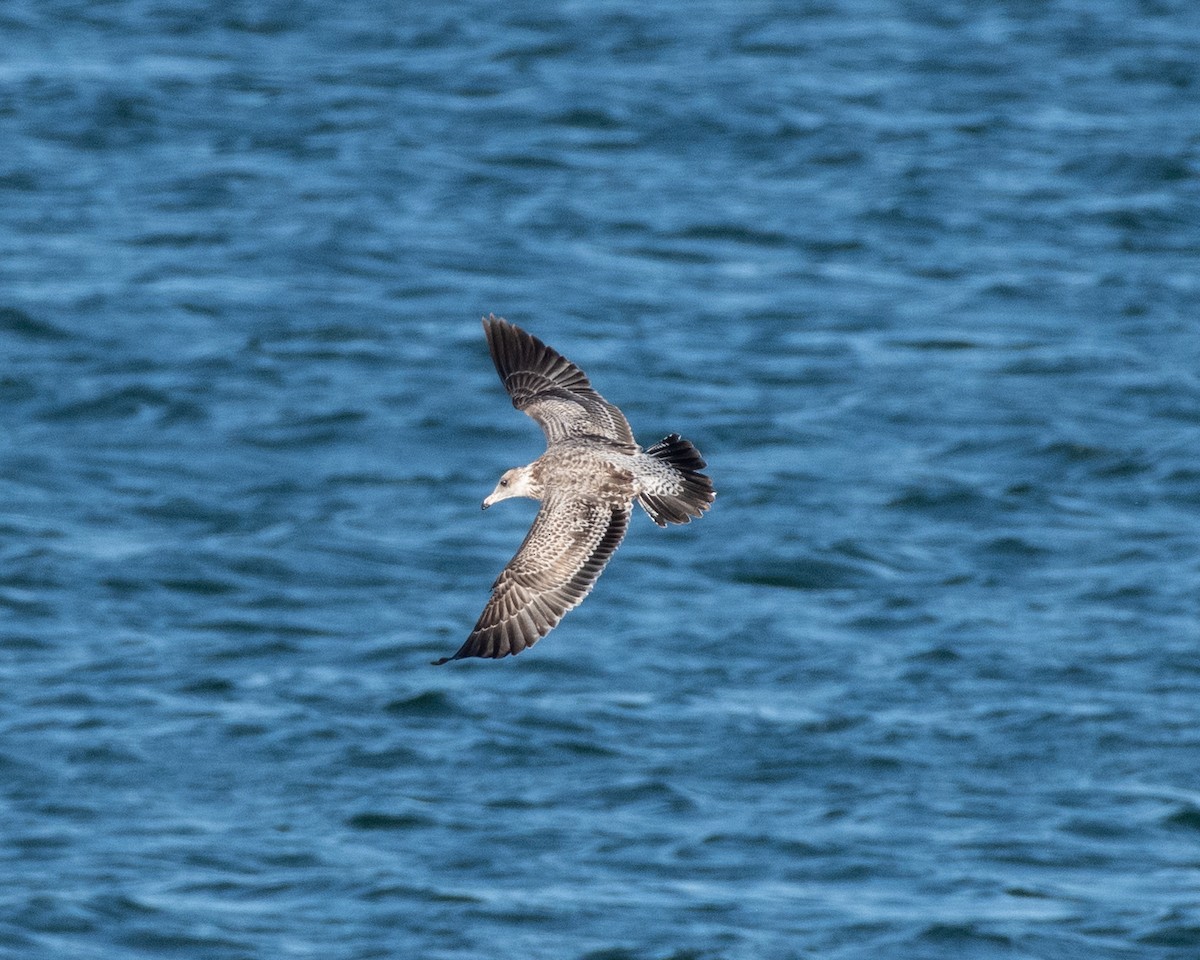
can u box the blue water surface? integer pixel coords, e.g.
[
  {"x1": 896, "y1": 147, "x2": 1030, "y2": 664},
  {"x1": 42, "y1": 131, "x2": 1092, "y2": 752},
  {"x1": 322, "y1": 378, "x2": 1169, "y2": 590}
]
[{"x1": 2, "y1": 2, "x2": 1200, "y2": 958}]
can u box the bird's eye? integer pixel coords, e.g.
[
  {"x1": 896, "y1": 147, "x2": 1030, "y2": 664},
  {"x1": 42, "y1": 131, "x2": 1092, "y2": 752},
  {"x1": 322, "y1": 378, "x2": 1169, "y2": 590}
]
[{"x1": 500, "y1": 479, "x2": 509, "y2": 487}]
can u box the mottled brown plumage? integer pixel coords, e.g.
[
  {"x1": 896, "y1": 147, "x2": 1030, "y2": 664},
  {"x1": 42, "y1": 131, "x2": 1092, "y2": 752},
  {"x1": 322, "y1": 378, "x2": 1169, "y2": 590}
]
[{"x1": 434, "y1": 316, "x2": 714, "y2": 664}]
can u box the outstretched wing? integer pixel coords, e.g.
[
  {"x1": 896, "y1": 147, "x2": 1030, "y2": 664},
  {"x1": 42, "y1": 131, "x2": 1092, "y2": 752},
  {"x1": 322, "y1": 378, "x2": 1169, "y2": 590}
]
[
  {"x1": 434, "y1": 496, "x2": 630, "y2": 662},
  {"x1": 483, "y1": 315, "x2": 637, "y2": 449}
]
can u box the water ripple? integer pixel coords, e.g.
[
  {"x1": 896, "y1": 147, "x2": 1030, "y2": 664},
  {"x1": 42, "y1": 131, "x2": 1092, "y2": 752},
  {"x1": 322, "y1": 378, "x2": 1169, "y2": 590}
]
[{"x1": 2, "y1": 2, "x2": 1198, "y2": 959}]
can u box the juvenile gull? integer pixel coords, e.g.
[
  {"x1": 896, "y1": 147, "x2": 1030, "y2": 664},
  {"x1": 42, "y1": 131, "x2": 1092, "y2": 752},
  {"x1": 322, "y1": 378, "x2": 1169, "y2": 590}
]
[{"x1": 434, "y1": 316, "x2": 715, "y2": 663}]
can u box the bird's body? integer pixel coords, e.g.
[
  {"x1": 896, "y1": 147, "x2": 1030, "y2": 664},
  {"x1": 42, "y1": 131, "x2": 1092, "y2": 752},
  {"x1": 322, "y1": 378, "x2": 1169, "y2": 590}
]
[{"x1": 434, "y1": 316, "x2": 714, "y2": 664}]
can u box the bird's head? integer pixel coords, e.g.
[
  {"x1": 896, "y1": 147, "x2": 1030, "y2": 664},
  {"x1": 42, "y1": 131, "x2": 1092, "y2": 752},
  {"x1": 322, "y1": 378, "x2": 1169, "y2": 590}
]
[{"x1": 482, "y1": 465, "x2": 539, "y2": 510}]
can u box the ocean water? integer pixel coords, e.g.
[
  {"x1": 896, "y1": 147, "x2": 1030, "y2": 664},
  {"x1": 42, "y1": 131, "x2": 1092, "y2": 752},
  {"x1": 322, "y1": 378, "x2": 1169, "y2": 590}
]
[{"x1": 2, "y1": 1, "x2": 1200, "y2": 958}]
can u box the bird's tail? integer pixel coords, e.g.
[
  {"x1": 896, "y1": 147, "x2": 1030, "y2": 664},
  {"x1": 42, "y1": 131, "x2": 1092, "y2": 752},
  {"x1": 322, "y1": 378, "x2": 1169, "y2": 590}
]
[{"x1": 637, "y1": 434, "x2": 715, "y2": 526}]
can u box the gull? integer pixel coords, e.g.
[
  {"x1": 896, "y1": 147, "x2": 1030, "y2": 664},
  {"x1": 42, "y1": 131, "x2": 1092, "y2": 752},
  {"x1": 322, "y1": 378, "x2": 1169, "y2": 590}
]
[{"x1": 434, "y1": 316, "x2": 715, "y2": 663}]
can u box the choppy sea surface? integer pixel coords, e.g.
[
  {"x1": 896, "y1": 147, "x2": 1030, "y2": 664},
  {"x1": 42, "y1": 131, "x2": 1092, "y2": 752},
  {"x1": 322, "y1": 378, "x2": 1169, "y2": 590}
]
[{"x1": 3, "y1": 2, "x2": 1200, "y2": 958}]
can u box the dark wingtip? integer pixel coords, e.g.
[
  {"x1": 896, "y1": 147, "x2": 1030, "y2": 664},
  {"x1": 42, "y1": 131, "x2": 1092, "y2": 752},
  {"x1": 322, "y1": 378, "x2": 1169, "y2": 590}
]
[
  {"x1": 482, "y1": 314, "x2": 522, "y2": 382},
  {"x1": 431, "y1": 656, "x2": 451, "y2": 665}
]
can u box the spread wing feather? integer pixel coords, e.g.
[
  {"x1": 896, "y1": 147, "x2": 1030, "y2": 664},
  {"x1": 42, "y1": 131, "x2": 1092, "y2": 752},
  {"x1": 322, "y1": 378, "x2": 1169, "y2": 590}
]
[
  {"x1": 483, "y1": 315, "x2": 636, "y2": 449},
  {"x1": 434, "y1": 497, "x2": 630, "y2": 662}
]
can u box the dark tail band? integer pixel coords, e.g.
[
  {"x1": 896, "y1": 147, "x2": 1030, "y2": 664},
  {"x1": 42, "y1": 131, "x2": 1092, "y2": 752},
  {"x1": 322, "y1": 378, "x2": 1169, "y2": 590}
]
[{"x1": 638, "y1": 434, "x2": 715, "y2": 526}]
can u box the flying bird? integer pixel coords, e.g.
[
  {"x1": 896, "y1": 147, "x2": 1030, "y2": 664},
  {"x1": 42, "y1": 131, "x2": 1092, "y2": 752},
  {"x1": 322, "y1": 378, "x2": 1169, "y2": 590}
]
[{"x1": 434, "y1": 316, "x2": 715, "y2": 663}]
